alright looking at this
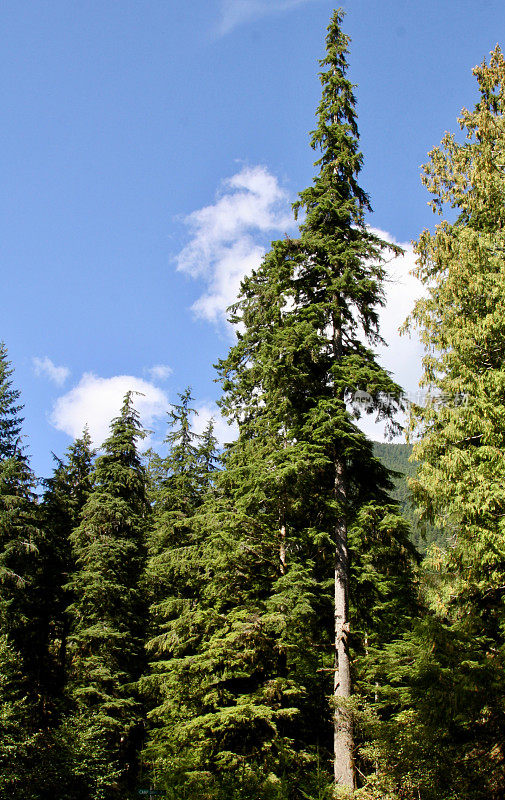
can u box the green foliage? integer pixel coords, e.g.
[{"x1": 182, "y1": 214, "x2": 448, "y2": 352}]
[
  {"x1": 36, "y1": 430, "x2": 95, "y2": 719},
  {"x1": 0, "y1": 343, "x2": 39, "y2": 651},
  {"x1": 372, "y1": 442, "x2": 447, "y2": 551},
  {"x1": 67, "y1": 393, "x2": 149, "y2": 799},
  {"x1": 142, "y1": 391, "x2": 222, "y2": 788},
  {"x1": 0, "y1": 344, "x2": 43, "y2": 706},
  {"x1": 358, "y1": 46, "x2": 505, "y2": 800},
  {"x1": 0, "y1": 342, "x2": 24, "y2": 459},
  {"x1": 140, "y1": 11, "x2": 417, "y2": 797},
  {"x1": 8, "y1": 17, "x2": 505, "y2": 800},
  {"x1": 0, "y1": 632, "x2": 34, "y2": 795},
  {"x1": 0, "y1": 344, "x2": 83, "y2": 799}
]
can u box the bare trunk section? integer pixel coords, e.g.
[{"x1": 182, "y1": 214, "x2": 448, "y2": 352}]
[
  {"x1": 279, "y1": 522, "x2": 287, "y2": 575},
  {"x1": 333, "y1": 458, "x2": 354, "y2": 790},
  {"x1": 331, "y1": 303, "x2": 355, "y2": 791}
]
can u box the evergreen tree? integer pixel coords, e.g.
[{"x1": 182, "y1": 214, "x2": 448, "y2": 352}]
[
  {"x1": 0, "y1": 343, "x2": 76, "y2": 798},
  {"x1": 373, "y1": 45, "x2": 505, "y2": 800},
  {"x1": 0, "y1": 633, "x2": 35, "y2": 797},
  {"x1": 372, "y1": 442, "x2": 447, "y2": 551},
  {"x1": 215, "y1": 10, "x2": 408, "y2": 793},
  {"x1": 0, "y1": 342, "x2": 23, "y2": 460},
  {"x1": 39, "y1": 429, "x2": 94, "y2": 714},
  {"x1": 67, "y1": 393, "x2": 149, "y2": 799},
  {"x1": 0, "y1": 342, "x2": 40, "y2": 703},
  {"x1": 146, "y1": 388, "x2": 206, "y2": 522},
  {"x1": 142, "y1": 391, "x2": 219, "y2": 789},
  {"x1": 142, "y1": 12, "x2": 416, "y2": 798}
]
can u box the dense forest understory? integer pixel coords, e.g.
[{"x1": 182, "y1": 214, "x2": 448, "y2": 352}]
[{"x1": 2, "y1": 9, "x2": 505, "y2": 800}]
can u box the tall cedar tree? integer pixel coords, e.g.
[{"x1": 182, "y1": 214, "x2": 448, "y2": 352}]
[
  {"x1": 1, "y1": 432, "x2": 97, "y2": 800},
  {"x1": 67, "y1": 393, "x2": 149, "y2": 799},
  {"x1": 0, "y1": 342, "x2": 39, "y2": 680},
  {"x1": 142, "y1": 12, "x2": 416, "y2": 798},
  {"x1": 40, "y1": 429, "x2": 94, "y2": 714},
  {"x1": 142, "y1": 391, "x2": 219, "y2": 789},
  {"x1": 217, "y1": 11, "x2": 407, "y2": 793},
  {"x1": 0, "y1": 343, "x2": 43, "y2": 796},
  {"x1": 385, "y1": 46, "x2": 505, "y2": 800},
  {"x1": 151, "y1": 441, "x2": 415, "y2": 799},
  {"x1": 0, "y1": 345, "x2": 82, "y2": 799}
]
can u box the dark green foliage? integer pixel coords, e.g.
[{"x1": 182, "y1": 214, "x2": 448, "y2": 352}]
[
  {"x1": 144, "y1": 388, "x2": 217, "y2": 610},
  {"x1": 37, "y1": 430, "x2": 95, "y2": 719},
  {"x1": 67, "y1": 393, "x2": 149, "y2": 799},
  {"x1": 0, "y1": 343, "x2": 40, "y2": 698},
  {"x1": 140, "y1": 12, "x2": 417, "y2": 797},
  {"x1": 208, "y1": 10, "x2": 415, "y2": 794},
  {"x1": 7, "y1": 17, "x2": 505, "y2": 800},
  {"x1": 0, "y1": 632, "x2": 34, "y2": 796},
  {"x1": 0, "y1": 342, "x2": 23, "y2": 459},
  {"x1": 357, "y1": 612, "x2": 505, "y2": 800},
  {"x1": 372, "y1": 442, "x2": 447, "y2": 551},
  {"x1": 355, "y1": 47, "x2": 505, "y2": 800},
  {"x1": 0, "y1": 344, "x2": 79, "y2": 799},
  {"x1": 144, "y1": 443, "x2": 330, "y2": 798},
  {"x1": 142, "y1": 390, "x2": 220, "y2": 787}
]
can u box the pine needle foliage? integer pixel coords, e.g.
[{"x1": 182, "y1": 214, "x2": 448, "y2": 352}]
[
  {"x1": 39, "y1": 430, "x2": 95, "y2": 716},
  {"x1": 141, "y1": 11, "x2": 416, "y2": 798},
  {"x1": 67, "y1": 393, "x2": 149, "y2": 799},
  {"x1": 0, "y1": 342, "x2": 40, "y2": 699},
  {"x1": 142, "y1": 390, "x2": 220, "y2": 791},
  {"x1": 367, "y1": 46, "x2": 505, "y2": 800}
]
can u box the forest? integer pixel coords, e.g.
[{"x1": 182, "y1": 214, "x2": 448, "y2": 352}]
[{"x1": 1, "y1": 8, "x2": 505, "y2": 799}]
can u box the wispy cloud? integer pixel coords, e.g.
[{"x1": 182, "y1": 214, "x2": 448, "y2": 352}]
[
  {"x1": 176, "y1": 165, "x2": 294, "y2": 327},
  {"x1": 33, "y1": 356, "x2": 70, "y2": 386},
  {"x1": 368, "y1": 227, "x2": 425, "y2": 395},
  {"x1": 192, "y1": 401, "x2": 239, "y2": 448},
  {"x1": 354, "y1": 228, "x2": 426, "y2": 442},
  {"x1": 147, "y1": 364, "x2": 173, "y2": 382},
  {"x1": 175, "y1": 163, "x2": 425, "y2": 442},
  {"x1": 216, "y1": 0, "x2": 320, "y2": 36},
  {"x1": 50, "y1": 373, "x2": 169, "y2": 449}
]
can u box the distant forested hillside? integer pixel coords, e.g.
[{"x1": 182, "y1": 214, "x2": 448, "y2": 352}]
[{"x1": 373, "y1": 442, "x2": 447, "y2": 552}]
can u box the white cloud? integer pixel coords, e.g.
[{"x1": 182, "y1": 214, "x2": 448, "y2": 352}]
[
  {"x1": 371, "y1": 228, "x2": 425, "y2": 391},
  {"x1": 176, "y1": 164, "x2": 425, "y2": 443},
  {"x1": 33, "y1": 356, "x2": 70, "y2": 386},
  {"x1": 176, "y1": 165, "x2": 294, "y2": 325},
  {"x1": 192, "y1": 402, "x2": 239, "y2": 448},
  {"x1": 216, "y1": 0, "x2": 319, "y2": 36},
  {"x1": 353, "y1": 228, "x2": 426, "y2": 442},
  {"x1": 147, "y1": 364, "x2": 173, "y2": 381},
  {"x1": 50, "y1": 373, "x2": 170, "y2": 449}
]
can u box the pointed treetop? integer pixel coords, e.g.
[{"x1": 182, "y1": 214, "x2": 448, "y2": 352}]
[
  {"x1": 294, "y1": 7, "x2": 370, "y2": 227},
  {"x1": 92, "y1": 391, "x2": 148, "y2": 506},
  {"x1": 165, "y1": 387, "x2": 199, "y2": 453},
  {"x1": 0, "y1": 342, "x2": 24, "y2": 460},
  {"x1": 104, "y1": 391, "x2": 146, "y2": 451}
]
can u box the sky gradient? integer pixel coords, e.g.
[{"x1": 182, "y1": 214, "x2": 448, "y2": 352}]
[{"x1": 3, "y1": 0, "x2": 504, "y2": 480}]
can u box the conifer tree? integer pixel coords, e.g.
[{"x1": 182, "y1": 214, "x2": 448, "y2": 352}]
[
  {"x1": 396, "y1": 45, "x2": 505, "y2": 800},
  {"x1": 142, "y1": 392, "x2": 219, "y2": 788},
  {"x1": 142, "y1": 12, "x2": 415, "y2": 798},
  {"x1": 0, "y1": 342, "x2": 40, "y2": 701},
  {"x1": 144, "y1": 389, "x2": 211, "y2": 612},
  {"x1": 67, "y1": 393, "x2": 149, "y2": 799},
  {"x1": 39, "y1": 429, "x2": 94, "y2": 712},
  {"x1": 216, "y1": 10, "x2": 407, "y2": 792},
  {"x1": 0, "y1": 343, "x2": 71, "y2": 796},
  {"x1": 0, "y1": 633, "x2": 34, "y2": 796}
]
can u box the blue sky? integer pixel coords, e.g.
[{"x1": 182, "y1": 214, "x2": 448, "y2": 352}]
[{"x1": 3, "y1": 0, "x2": 504, "y2": 480}]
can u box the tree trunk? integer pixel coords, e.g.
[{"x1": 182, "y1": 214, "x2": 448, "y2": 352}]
[
  {"x1": 333, "y1": 456, "x2": 354, "y2": 790},
  {"x1": 279, "y1": 509, "x2": 287, "y2": 575}
]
